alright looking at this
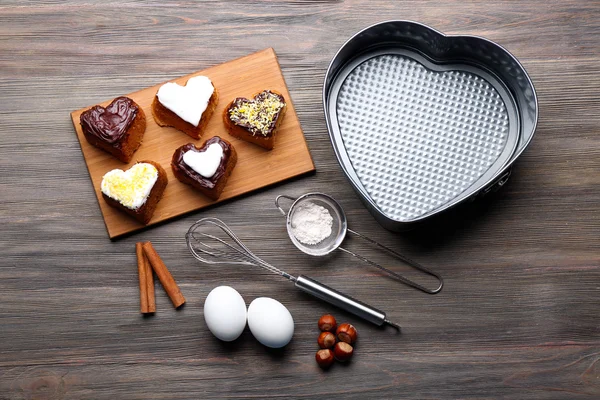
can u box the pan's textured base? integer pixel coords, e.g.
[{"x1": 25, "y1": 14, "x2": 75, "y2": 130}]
[{"x1": 337, "y1": 54, "x2": 510, "y2": 221}]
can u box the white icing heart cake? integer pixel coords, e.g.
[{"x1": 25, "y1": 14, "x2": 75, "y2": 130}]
[
  {"x1": 157, "y1": 76, "x2": 214, "y2": 127},
  {"x1": 100, "y1": 161, "x2": 168, "y2": 224},
  {"x1": 151, "y1": 75, "x2": 219, "y2": 139},
  {"x1": 182, "y1": 142, "x2": 224, "y2": 179},
  {"x1": 101, "y1": 163, "x2": 158, "y2": 209},
  {"x1": 171, "y1": 137, "x2": 237, "y2": 201}
]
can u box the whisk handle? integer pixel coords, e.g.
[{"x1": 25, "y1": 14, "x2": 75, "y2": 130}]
[{"x1": 294, "y1": 275, "x2": 400, "y2": 330}]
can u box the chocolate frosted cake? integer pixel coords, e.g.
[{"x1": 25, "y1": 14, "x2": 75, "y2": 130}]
[
  {"x1": 171, "y1": 136, "x2": 237, "y2": 200},
  {"x1": 224, "y1": 90, "x2": 287, "y2": 150},
  {"x1": 80, "y1": 96, "x2": 146, "y2": 163}
]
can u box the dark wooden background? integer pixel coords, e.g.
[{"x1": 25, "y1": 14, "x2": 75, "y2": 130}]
[{"x1": 1, "y1": 1, "x2": 599, "y2": 399}]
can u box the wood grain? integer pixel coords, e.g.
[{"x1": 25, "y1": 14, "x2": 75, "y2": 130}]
[
  {"x1": 70, "y1": 48, "x2": 314, "y2": 239},
  {"x1": 1, "y1": 0, "x2": 599, "y2": 399}
]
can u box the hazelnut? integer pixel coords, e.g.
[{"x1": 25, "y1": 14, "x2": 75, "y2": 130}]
[
  {"x1": 333, "y1": 342, "x2": 354, "y2": 362},
  {"x1": 318, "y1": 314, "x2": 337, "y2": 332},
  {"x1": 317, "y1": 331, "x2": 336, "y2": 349},
  {"x1": 315, "y1": 349, "x2": 335, "y2": 368},
  {"x1": 336, "y1": 323, "x2": 357, "y2": 344}
]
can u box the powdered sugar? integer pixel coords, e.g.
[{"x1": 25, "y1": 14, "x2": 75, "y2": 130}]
[{"x1": 290, "y1": 202, "x2": 333, "y2": 245}]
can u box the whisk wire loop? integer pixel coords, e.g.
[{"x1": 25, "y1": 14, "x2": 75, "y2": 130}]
[{"x1": 186, "y1": 217, "x2": 295, "y2": 280}]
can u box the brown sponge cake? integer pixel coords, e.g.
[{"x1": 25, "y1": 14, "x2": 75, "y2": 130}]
[
  {"x1": 80, "y1": 96, "x2": 146, "y2": 163},
  {"x1": 151, "y1": 75, "x2": 218, "y2": 139},
  {"x1": 101, "y1": 160, "x2": 168, "y2": 224},
  {"x1": 171, "y1": 136, "x2": 237, "y2": 201},
  {"x1": 223, "y1": 90, "x2": 287, "y2": 150}
]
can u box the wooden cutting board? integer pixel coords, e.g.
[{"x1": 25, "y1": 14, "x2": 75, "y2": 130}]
[{"x1": 71, "y1": 48, "x2": 315, "y2": 239}]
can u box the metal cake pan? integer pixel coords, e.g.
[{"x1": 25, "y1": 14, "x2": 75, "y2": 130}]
[{"x1": 323, "y1": 20, "x2": 538, "y2": 231}]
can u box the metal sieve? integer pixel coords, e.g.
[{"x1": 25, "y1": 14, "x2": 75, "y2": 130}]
[
  {"x1": 277, "y1": 193, "x2": 347, "y2": 257},
  {"x1": 323, "y1": 21, "x2": 538, "y2": 230},
  {"x1": 275, "y1": 193, "x2": 443, "y2": 294}
]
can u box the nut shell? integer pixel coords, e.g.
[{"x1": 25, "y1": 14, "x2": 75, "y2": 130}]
[
  {"x1": 315, "y1": 349, "x2": 335, "y2": 368},
  {"x1": 318, "y1": 314, "x2": 337, "y2": 332},
  {"x1": 336, "y1": 323, "x2": 358, "y2": 344},
  {"x1": 333, "y1": 342, "x2": 354, "y2": 362},
  {"x1": 317, "y1": 331, "x2": 336, "y2": 349}
]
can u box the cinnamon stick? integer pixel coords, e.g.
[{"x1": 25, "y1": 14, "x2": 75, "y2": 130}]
[
  {"x1": 142, "y1": 242, "x2": 186, "y2": 308},
  {"x1": 136, "y1": 242, "x2": 156, "y2": 313},
  {"x1": 145, "y1": 251, "x2": 156, "y2": 313},
  {"x1": 136, "y1": 242, "x2": 150, "y2": 313}
]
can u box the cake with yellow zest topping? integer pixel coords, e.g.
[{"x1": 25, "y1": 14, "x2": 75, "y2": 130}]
[
  {"x1": 100, "y1": 160, "x2": 168, "y2": 224},
  {"x1": 223, "y1": 90, "x2": 287, "y2": 150}
]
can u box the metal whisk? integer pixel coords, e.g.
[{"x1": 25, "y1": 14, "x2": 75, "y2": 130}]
[{"x1": 186, "y1": 217, "x2": 401, "y2": 330}]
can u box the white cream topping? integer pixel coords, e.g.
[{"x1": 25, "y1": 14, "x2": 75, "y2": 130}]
[
  {"x1": 156, "y1": 75, "x2": 214, "y2": 127},
  {"x1": 182, "y1": 143, "x2": 224, "y2": 179},
  {"x1": 101, "y1": 163, "x2": 158, "y2": 210}
]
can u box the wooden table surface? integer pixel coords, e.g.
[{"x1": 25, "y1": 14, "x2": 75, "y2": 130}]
[{"x1": 1, "y1": 1, "x2": 598, "y2": 399}]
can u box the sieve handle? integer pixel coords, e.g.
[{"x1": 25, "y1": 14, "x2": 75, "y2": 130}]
[
  {"x1": 275, "y1": 194, "x2": 296, "y2": 216},
  {"x1": 294, "y1": 275, "x2": 400, "y2": 330}
]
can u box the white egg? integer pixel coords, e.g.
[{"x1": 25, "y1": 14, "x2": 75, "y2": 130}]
[
  {"x1": 247, "y1": 297, "x2": 294, "y2": 348},
  {"x1": 203, "y1": 286, "x2": 247, "y2": 342}
]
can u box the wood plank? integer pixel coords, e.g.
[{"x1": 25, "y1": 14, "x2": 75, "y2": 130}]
[
  {"x1": 1, "y1": 0, "x2": 599, "y2": 399},
  {"x1": 70, "y1": 48, "x2": 315, "y2": 239}
]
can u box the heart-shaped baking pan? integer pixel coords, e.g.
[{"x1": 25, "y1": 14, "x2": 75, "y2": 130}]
[{"x1": 323, "y1": 20, "x2": 538, "y2": 231}]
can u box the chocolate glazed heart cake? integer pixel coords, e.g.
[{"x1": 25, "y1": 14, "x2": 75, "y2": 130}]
[
  {"x1": 171, "y1": 136, "x2": 237, "y2": 200},
  {"x1": 224, "y1": 90, "x2": 287, "y2": 150},
  {"x1": 80, "y1": 96, "x2": 146, "y2": 163}
]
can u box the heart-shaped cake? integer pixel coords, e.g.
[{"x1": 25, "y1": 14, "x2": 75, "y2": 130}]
[
  {"x1": 80, "y1": 96, "x2": 146, "y2": 163},
  {"x1": 224, "y1": 90, "x2": 287, "y2": 150},
  {"x1": 101, "y1": 160, "x2": 168, "y2": 224},
  {"x1": 151, "y1": 75, "x2": 218, "y2": 139},
  {"x1": 171, "y1": 136, "x2": 237, "y2": 200}
]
